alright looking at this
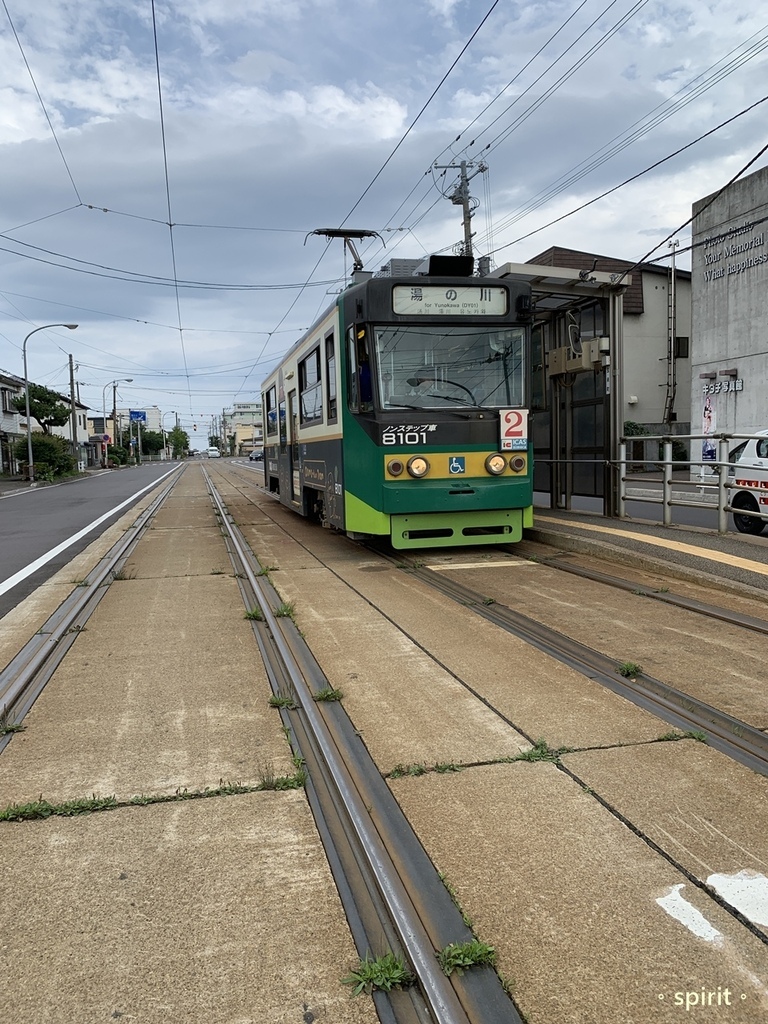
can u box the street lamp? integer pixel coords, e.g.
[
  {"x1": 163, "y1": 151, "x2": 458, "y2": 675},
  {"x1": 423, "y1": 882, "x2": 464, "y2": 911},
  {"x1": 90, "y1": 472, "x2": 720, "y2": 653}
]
[
  {"x1": 161, "y1": 410, "x2": 176, "y2": 460},
  {"x1": 102, "y1": 378, "x2": 133, "y2": 468},
  {"x1": 23, "y1": 323, "x2": 78, "y2": 484}
]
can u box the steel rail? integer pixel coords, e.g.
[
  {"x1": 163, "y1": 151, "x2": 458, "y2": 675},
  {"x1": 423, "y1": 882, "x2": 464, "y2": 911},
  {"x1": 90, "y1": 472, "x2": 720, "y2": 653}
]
[
  {"x1": 203, "y1": 470, "x2": 523, "y2": 1024},
  {"x1": 399, "y1": 559, "x2": 768, "y2": 778},
  {"x1": 0, "y1": 469, "x2": 183, "y2": 747}
]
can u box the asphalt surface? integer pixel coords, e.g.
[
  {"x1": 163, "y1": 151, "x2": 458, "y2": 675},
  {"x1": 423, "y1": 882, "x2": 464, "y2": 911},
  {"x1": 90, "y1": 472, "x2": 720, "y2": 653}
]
[{"x1": 0, "y1": 464, "x2": 181, "y2": 616}]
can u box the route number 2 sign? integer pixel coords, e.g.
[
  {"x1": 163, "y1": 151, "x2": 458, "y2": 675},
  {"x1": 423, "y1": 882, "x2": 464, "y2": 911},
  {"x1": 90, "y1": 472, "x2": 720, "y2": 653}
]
[{"x1": 500, "y1": 409, "x2": 529, "y2": 451}]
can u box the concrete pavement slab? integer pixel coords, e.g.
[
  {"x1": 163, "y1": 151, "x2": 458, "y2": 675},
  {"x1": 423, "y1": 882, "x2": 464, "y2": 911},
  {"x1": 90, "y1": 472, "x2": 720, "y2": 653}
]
[
  {"x1": 562, "y1": 741, "x2": 768, "y2": 899},
  {"x1": 0, "y1": 793, "x2": 378, "y2": 1024},
  {"x1": 253, "y1": 563, "x2": 530, "y2": 770},
  {"x1": 127, "y1": 525, "x2": 231, "y2": 577},
  {"x1": 242, "y1": 516, "x2": 666, "y2": 754},
  {"x1": 443, "y1": 558, "x2": 768, "y2": 726},
  {"x1": 0, "y1": 574, "x2": 289, "y2": 805},
  {"x1": 390, "y1": 763, "x2": 768, "y2": 1023}
]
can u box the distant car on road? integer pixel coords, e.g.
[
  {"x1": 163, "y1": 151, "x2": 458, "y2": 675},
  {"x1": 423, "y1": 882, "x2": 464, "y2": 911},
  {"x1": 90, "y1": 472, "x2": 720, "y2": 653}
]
[
  {"x1": 249, "y1": 449, "x2": 264, "y2": 462},
  {"x1": 206, "y1": 447, "x2": 221, "y2": 459}
]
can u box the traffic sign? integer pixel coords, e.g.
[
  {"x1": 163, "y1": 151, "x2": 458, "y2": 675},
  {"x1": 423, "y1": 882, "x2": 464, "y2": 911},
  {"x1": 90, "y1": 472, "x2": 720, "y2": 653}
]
[{"x1": 129, "y1": 410, "x2": 147, "y2": 422}]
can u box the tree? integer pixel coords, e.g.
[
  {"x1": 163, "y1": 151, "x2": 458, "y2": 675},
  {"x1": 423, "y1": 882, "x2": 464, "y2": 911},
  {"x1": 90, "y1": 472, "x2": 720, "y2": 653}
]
[
  {"x1": 167, "y1": 425, "x2": 189, "y2": 458},
  {"x1": 12, "y1": 384, "x2": 71, "y2": 434},
  {"x1": 208, "y1": 434, "x2": 220, "y2": 448},
  {"x1": 140, "y1": 429, "x2": 165, "y2": 455},
  {"x1": 13, "y1": 434, "x2": 75, "y2": 480}
]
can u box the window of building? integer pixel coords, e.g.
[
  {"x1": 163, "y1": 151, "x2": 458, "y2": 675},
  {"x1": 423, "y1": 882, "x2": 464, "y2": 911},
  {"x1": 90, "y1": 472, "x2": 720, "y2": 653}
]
[
  {"x1": 674, "y1": 336, "x2": 689, "y2": 359},
  {"x1": 299, "y1": 346, "x2": 322, "y2": 424}
]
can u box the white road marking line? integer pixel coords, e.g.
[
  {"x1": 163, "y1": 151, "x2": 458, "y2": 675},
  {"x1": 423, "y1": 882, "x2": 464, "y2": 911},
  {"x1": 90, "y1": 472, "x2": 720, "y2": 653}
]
[{"x1": 0, "y1": 467, "x2": 180, "y2": 598}]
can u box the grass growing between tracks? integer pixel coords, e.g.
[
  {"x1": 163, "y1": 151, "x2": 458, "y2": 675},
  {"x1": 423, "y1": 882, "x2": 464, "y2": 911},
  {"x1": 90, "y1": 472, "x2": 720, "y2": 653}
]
[
  {"x1": 0, "y1": 707, "x2": 25, "y2": 736},
  {"x1": 437, "y1": 939, "x2": 496, "y2": 976},
  {"x1": 342, "y1": 952, "x2": 415, "y2": 996},
  {"x1": 0, "y1": 771, "x2": 308, "y2": 823}
]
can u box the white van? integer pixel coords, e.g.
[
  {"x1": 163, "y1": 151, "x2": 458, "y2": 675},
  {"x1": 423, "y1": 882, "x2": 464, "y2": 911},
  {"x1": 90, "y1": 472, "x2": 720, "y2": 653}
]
[
  {"x1": 729, "y1": 430, "x2": 768, "y2": 534},
  {"x1": 206, "y1": 447, "x2": 221, "y2": 459}
]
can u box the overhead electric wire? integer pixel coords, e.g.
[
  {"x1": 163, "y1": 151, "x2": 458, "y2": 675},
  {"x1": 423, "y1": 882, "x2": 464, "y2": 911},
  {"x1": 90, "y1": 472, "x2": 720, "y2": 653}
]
[
  {"x1": 469, "y1": 0, "x2": 653, "y2": 163},
  {"x1": 478, "y1": 25, "x2": 768, "y2": 243},
  {"x1": 484, "y1": 94, "x2": 768, "y2": 259},
  {"x1": 613, "y1": 139, "x2": 768, "y2": 282},
  {"x1": 338, "y1": 0, "x2": 503, "y2": 227},
  {"x1": 150, "y1": 0, "x2": 191, "y2": 410},
  {"x1": 357, "y1": 0, "x2": 650, "y2": 271},
  {"x1": 431, "y1": 0, "x2": 592, "y2": 166},
  {"x1": 0, "y1": 235, "x2": 340, "y2": 290},
  {"x1": 2, "y1": 0, "x2": 82, "y2": 204}
]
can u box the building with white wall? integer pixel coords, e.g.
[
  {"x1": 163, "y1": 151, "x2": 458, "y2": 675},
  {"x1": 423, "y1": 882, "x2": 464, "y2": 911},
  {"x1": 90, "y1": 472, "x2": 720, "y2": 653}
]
[{"x1": 690, "y1": 165, "x2": 768, "y2": 442}]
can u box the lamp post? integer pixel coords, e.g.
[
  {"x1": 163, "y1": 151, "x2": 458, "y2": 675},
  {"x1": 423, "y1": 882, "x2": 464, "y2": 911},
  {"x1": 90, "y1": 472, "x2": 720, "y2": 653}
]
[
  {"x1": 23, "y1": 323, "x2": 78, "y2": 484},
  {"x1": 102, "y1": 378, "x2": 133, "y2": 468},
  {"x1": 162, "y1": 410, "x2": 176, "y2": 460}
]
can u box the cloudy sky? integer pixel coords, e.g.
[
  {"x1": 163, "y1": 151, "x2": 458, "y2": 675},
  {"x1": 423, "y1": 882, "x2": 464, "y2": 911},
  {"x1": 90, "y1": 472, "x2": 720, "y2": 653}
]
[{"x1": 1, "y1": 0, "x2": 766, "y2": 442}]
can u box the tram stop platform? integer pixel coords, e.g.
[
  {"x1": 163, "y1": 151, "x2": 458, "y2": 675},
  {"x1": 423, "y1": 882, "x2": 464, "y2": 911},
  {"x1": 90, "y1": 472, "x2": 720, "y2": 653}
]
[{"x1": 527, "y1": 505, "x2": 768, "y2": 598}]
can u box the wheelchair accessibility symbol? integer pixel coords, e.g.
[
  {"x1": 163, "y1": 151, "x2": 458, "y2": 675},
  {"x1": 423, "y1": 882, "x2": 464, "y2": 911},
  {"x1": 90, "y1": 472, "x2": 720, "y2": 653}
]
[{"x1": 448, "y1": 457, "x2": 466, "y2": 474}]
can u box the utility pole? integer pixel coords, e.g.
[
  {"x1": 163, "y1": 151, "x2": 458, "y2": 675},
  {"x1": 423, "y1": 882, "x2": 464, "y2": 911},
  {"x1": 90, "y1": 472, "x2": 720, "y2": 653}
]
[
  {"x1": 663, "y1": 239, "x2": 679, "y2": 425},
  {"x1": 432, "y1": 159, "x2": 486, "y2": 259},
  {"x1": 68, "y1": 354, "x2": 79, "y2": 463}
]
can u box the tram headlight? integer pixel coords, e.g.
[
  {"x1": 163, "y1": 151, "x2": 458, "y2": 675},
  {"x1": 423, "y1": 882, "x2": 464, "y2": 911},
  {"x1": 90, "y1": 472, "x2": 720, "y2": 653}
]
[
  {"x1": 387, "y1": 459, "x2": 405, "y2": 477},
  {"x1": 406, "y1": 456, "x2": 430, "y2": 478},
  {"x1": 509, "y1": 455, "x2": 527, "y2": 473},
  {"x1": 485, "y1": 453, "x2": 507, "y2": 476}
]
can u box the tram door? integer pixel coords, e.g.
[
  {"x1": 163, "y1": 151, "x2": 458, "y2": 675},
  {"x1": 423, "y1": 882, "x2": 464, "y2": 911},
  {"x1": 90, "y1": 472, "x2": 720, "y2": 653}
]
[
  {"x1": 288, "y1": 390, "x2": 300, "y2": 503},
  {"x1": 532, "y1": 317, "x2": 609, "y2": 512},
  {"x1": 551, "y1": 373, "x2": 607, "y2": 508}
]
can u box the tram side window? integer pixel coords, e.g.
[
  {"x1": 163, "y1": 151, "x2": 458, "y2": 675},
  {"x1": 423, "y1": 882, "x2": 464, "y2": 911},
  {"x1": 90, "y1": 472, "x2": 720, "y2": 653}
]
[
  {"x1": 347, "y1": 325, "x2": 373, "y2": 412},
  {"x1": 299, "y1": 346, "x2": 322, "y2": 425},
  {"x1": 265, "y1": 385, "x2": 278, "y2": 438},
  {"x1": 278, "y1": 399, "x2": 287, "y2": 450},
  {"x1": 325, "y1": 331, "x2": 337, "y2": 423}
]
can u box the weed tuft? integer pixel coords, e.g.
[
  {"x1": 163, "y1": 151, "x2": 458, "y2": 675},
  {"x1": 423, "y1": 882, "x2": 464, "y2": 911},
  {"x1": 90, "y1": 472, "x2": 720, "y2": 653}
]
[
  {"x1": 437, "y1": 940, "x2": 496, "y2": 976},
  {"x1": 515, "y1": 739, "x2": 560, "y2": 762},
  {"x1": 618, "y1": 661, "x2": 642, "y2": 678},
  {"x1": 313, "y1": 687, "x2": 343, "y2": 702},
  {"x1": 0, "y1": 706, "x2": 24, "y2": 736},
  {"x1": 342, "y1": 952, "x2": 415, "y2": 996},
  {"x1": 268, "y1": 694, "x2": 298, "y2": 710},
  {"x1": 274, "y1": 601, "x2": 295, "y2": 618},
  {"x1": 244, "y1": 607, "x2": 263, "y2": 621},
  {"x1": 111, "y1": 568, "x2": 136, "y2": 582}
]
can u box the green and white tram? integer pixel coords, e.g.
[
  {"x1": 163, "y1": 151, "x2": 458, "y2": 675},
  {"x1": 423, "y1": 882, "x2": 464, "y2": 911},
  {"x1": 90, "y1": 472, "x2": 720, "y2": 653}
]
[{"x1": 262, "y1": 257, "x2": 533, "y2": 549}]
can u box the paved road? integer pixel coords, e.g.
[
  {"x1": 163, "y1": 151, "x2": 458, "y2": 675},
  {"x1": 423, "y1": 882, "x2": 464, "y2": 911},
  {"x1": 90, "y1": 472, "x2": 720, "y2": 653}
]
[{"x1": 0, "y1": 464, "x2": 181, "y2": 618}]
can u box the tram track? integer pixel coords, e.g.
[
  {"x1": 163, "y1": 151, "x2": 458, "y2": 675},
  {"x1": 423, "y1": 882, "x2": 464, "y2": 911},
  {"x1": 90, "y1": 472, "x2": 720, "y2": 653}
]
[
  {"x1": 392, "y1": 554, "x2": 768, "y2": 778},
  {"x1": 209, "y1": 463, "x2": 768, "y2": 1017},
  {"x1": 220, "y1": 463, "x2": 768, "y2": 777}
]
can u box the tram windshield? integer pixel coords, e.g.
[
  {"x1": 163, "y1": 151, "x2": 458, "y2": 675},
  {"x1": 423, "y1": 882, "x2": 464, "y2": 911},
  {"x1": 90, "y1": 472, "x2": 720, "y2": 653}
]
[{"x1": 373, "y1": 325, "x2": 526, "y2": 410}]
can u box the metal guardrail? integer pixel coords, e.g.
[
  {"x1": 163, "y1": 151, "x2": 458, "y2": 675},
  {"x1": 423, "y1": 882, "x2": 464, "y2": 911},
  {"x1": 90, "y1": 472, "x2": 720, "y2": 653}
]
[{"x1": 619, "y1": 431, "x2": 766, "y2": 533}]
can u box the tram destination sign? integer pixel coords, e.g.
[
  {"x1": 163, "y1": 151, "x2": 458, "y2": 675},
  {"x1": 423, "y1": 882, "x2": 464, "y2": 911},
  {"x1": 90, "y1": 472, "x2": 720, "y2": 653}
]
[{"x1": 392, "y1": 284, "x2": 507, "y2": 316}]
